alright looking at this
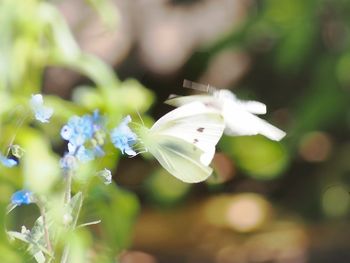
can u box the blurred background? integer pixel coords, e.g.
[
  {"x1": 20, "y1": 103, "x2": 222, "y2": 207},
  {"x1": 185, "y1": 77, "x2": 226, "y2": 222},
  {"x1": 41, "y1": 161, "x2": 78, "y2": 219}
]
[{"x1": 1, "y1": 0, "x2": 350, "y2": 262}]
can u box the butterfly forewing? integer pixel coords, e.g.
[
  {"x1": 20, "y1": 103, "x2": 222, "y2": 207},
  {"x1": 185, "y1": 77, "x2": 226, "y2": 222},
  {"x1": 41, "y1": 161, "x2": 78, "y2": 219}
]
[
  {"x1": 152, "y1": 102, "x2": 224, "y2": 165},
  {"x1": 222, "y1": 103, "x2": 286, "y2": 140}
]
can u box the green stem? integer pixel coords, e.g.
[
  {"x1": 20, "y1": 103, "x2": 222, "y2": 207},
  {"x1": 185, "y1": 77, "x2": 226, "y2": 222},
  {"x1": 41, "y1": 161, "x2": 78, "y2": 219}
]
[
  {"x1": 37, "y1": 201, "x2": 53, "y2": 255},
  {"x1": 64, "y1": 170, "x2": 72, "y2": 204},
  {"x1": 61, "y1": 170, "x2": 72, "y2": 263}
]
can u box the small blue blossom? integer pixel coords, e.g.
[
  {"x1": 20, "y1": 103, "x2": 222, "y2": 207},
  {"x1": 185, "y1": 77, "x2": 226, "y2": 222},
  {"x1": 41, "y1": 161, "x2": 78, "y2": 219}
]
[
  {"x1": 110, "y1": 115, "x2": 137, "y2": 156},
  {"x1": 30, "y1": 94, "x2": 53, "y2": 123},
  {"x1": 61, "y1": 115, "x2": 94, "y2": 146},
  {"x1": 0, "y1": 153, "x2": 17, "y2": 167},
  {"x1": 11, "y1": 190, "x2": 33, "y2": 206},
  {"x1": 61, "y1": 111, "x2": 106, "y2": 164},
  {"x1": 59, "y1": 153, "x2": 78, "y2": 170},
  {"x1": 74, "y1": 145, "x2": 94, "y2": 162}
]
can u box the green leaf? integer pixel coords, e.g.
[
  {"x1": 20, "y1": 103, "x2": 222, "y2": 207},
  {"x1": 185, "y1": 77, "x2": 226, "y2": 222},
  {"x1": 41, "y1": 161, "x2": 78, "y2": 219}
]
[
  {"x1": 69, "y1": 192, "x2": 83, "y2": 228},
  {"x1": 7, "y1": 231, "x2": 30, "y2": 244},
  {"x1": 27, "y1": 216, "x2": 48, "y2": 258},
  {"x1": 8, "y1": 217, "x2": 52, "y2": 259}
]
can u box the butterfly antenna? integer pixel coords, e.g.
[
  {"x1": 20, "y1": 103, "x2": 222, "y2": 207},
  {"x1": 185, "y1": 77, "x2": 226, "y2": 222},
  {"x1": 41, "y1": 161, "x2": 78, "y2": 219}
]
[
  {"x1": 135, "y1": 109, "x2": 145, "y2": 126},
  {"x1": 183, "y1": 79, "x2": 217, "y2": 94}
]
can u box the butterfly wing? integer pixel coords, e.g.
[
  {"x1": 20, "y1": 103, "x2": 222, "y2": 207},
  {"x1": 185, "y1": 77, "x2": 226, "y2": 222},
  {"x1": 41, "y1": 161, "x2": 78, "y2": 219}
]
[
  {"x1": 138, "y1": 102, "x2": 225, "y2": 183},
  {"x1": 213, "y1": 89, "x2": 267, "y2": 115},
  {"x1": 235, "y1": 100, "x2": 267, "y2": 115},
  {"x1": 165, "y1": 95, "x2": 222, "y2": 111},
  {"x1": 166, "y1": 94, "x2": 285, "y2": 141},
  {"x1": 222, "y1": 103, "x2": 286, "y2": 141},
  {"x1": 152, "y1": 102, "x2": 225, "y2": 165},
  {"x1": 146, "y1": 135, "x2": 213, "y2": 183}
]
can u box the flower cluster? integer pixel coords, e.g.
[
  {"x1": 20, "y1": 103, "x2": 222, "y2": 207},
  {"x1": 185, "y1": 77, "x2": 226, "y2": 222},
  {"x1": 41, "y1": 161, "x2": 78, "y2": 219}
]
[
  {"x1": 60, "y1": 111, "x2": 106, "y2": 165},
  {"x1": 59, "y1": 113, "x2": 139, "y2": 169}
]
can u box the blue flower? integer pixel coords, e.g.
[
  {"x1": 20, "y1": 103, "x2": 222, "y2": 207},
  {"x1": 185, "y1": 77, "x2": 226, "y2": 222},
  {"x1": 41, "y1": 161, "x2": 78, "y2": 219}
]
[
  {"x1": 61, "y1": 111, "x2": 106, "y2": 164},
  {"x1": 110, "y1": 115, "x2": 137, "y2": 156},
  {"x1": 11, "y1": 190, "x2": 33, "y2": 205},
  {"x1": 59, "y1": 153, "x2": 78, "y2": 170},
  {"x1": 61, "y1": 115, "x2": 94, "y2": 146},
  {"x1": 30, "y1": 94, "x2": 53, "y2": 123},
  {"x1": 74, "y1": 145, "x2": 94, "y2": 162},
  {"x1": 0, "y1": 153, "x2": 17, "y2": 167}
]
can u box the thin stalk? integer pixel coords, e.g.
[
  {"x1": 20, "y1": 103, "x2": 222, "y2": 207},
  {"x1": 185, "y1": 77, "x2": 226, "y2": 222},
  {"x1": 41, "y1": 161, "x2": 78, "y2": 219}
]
[
  {"x1": 61, "y1": 170, "x2": 72, "y2": 263},
  {"x1": 61, "y1": 246, "x2": 70, "y2": 263},
  {"x1": 37, "y1": 202, "x2": 53, "y2": 254},
  {"x1": 64, "y1": 170, "x2": 72, "y2": 204},
  {"x1": 61, "y1": 146, "x2": 83, "y2": 263},
  {"x1": 60, "y1": 193, "x2": 84, "y2": 263}
]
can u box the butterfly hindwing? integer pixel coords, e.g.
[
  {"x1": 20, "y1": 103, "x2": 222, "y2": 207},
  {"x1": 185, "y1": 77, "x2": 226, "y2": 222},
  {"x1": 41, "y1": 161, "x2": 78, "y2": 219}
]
[
  {"x1": 147, "y1": 135, "x2": 213, "y2": 183},
  {"x1": 222, "y1": 102, "x2": 286, "y2": 141}
]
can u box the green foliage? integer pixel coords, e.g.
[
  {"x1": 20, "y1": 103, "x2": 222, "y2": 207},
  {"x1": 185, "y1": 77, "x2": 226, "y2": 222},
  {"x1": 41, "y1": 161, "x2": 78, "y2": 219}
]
[
  {"x1": 84, "y1": 183, "x2": 140, "y2": 257},
  {"x1": 0, "y1": 0, "x2": 152, "y2": 261}
]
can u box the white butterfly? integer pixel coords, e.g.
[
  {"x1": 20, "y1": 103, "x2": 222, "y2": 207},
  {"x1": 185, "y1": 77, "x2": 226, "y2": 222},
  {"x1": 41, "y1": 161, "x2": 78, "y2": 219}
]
[
  {"x1": 136, "y1": 101, "x2": 225, "y2": 183},
  {"x1": 166, "y1": 80, "x2": 286, "y2": 141}
]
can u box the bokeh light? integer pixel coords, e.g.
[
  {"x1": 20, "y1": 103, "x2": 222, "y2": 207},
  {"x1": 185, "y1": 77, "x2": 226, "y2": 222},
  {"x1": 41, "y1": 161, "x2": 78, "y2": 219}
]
[
  {"x1": 204, "y1": 193, "x2": 271, "y2": 232},
  {"x1": 208, "y1": 152, "x2": 236, "y2": 185},
  {"x1": 226, "y1": 193, "x2": 271, "y2": 232},
  {"x1": 119, "y1": 250, "x2": 157, "y2": 263},
  {"x1": 322, "y1": 185, "x2": 350, "y2": 218},
  {"x1": 145, "y1": 168, "x2": 191, "y2": 206},
  {"x1": 221, "y1": 136, "x2": 289, "y2": 180},
  {"x1": 299, "y1": 131, "x2": 332, "y2": 162}
]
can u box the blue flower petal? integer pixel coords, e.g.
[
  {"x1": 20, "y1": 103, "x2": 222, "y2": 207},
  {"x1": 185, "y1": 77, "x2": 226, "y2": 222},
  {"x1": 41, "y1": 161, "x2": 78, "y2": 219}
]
[
  {"x1": 11, "y1": 190, "x2": 33, "y2": 205},
  {"x1": 61, "y1": 125, "x2": 73, "y2": 140},
  {"x1": 61, "y1": 115, "x2": 94, "y2": 146},
  {"x1": 30, "y1": 94, "x2": 53, "y2": 123},
  {"x1": 75, "y1": 145, "x2": 94, "y2": 162},
  {"x1": 61, "y1": 111, "x2": 107, "y2": 164},
  {"x1": 93, "y1": 145, "x2": 105, "y2": 157},
  {"x1": 60, "y1": 153, "x2": 77, "y2": 170},
  {"x1": 110, "y1": 115, "x2": 137, "y2": 156},
  {"x1": 0, "y1": 154, "x2": 17, "y2": 167}
]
